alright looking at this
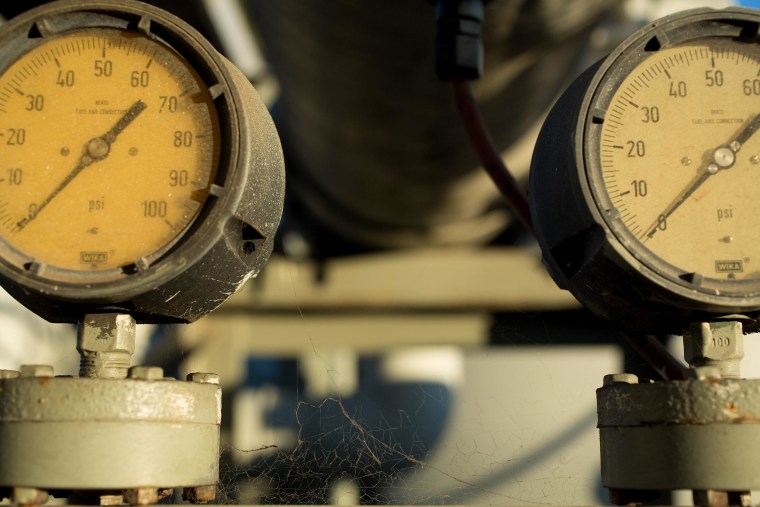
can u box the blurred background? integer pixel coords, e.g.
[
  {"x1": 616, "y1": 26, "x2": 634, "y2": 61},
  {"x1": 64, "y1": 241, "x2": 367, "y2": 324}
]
[{"x1": 0, "y1": 0, "x2": 759, "y2": 504}]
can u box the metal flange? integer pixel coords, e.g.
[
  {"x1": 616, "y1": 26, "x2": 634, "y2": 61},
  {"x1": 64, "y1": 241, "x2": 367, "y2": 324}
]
[
  {"x1": 598, "y1": 373, "x2": 760, "y2": 491},
  {"x1": 0, "y1": 366, "x2": 220, "y2": 493}
]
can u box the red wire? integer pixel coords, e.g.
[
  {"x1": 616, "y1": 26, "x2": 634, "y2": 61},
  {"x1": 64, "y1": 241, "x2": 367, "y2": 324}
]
[{"x1": 451, "y1": 79, "x2": 534, "y2": 235}]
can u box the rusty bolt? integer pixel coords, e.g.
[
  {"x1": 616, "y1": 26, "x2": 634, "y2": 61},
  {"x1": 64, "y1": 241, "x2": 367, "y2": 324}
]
[
  {"x1": 99, "y1": 493, "x2": 125, "y2": 505},
  {"x1": 183, "y1": 485, "x2": 216, "y2": 504},
  {"x1": 128, "y1": 366, "x2": 164, "y2": 380},
  {"x1": 157, "y1": 489, "x2": 174, "y2": 501},
  {"x1": 188, "y1": 372, "x2": 220, "y2": 385},
  {"x1": 19, "y1": 364, "x2": 54, "y2": 378},
  {"x1": 0, "y1": 370, "x2": 19, "y2": 379},
  {"x1": 124, "y1": 487, "x2": 158, "y2": 506},
  {"x1": 603, "y1": 373, "x2": 638, "y2": 386},
  {"x1": 12, "y1": 487, "x2": 49, "y2": 506}
]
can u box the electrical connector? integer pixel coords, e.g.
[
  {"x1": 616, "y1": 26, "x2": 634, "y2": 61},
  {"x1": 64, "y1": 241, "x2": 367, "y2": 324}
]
[{"x1": 434, "y1": 0, "x2": 484, "y2": 80}]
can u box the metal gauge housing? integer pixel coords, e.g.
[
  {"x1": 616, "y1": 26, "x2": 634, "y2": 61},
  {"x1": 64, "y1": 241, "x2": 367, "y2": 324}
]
[
  {"x1": 0, "y1": 0, "x2": 284, "y2": 323},
  {"x1": 530, "y1": 8, "x2": 760, "y2": 333}
]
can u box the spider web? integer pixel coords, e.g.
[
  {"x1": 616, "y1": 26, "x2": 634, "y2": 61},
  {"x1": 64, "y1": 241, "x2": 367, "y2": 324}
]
[{"x1": 205, "y1": 347, "x2": 615, "y2": 505}]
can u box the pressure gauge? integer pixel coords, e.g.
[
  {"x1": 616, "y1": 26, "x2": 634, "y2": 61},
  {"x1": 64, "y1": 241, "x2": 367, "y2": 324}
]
[
  {"x1": 0, "y1": 0, "x2": 284, "y2": 323},
  {"x1": 530, "y1": 8, "x2": 760, "y2": 333}
]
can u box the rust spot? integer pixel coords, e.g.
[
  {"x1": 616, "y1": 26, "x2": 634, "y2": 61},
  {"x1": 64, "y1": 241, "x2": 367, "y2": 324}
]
[
  {"x1": 37, "y1": 377, "x2": 51, "y2": 387},
  {"x1": 722, "y1": 402, "x2": 760, "y2": 422}
]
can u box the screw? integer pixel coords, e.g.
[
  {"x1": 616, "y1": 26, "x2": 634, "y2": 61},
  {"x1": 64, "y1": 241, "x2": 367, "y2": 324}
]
[
  {"x1": 603, "y1": 373, "x2": 638, "y2": 386},
  {"x1": 0, "y1": 370, "x2": 19, "y2": 379},
  {"x1": 183, "y1": 485, "x2": 216, "y2": 504},
  {"x1": 128, "y1": 366, "x2": 164, "y2": 380},
  {"x1": 124, "y1": 487, "x2": 158, "y2": 506},
  {"x1": 188, "y1": 372, "x2": 220, "y2": 385},
  {"x1": 19, "y1": 365, "x2": 54, "y2": 378}
]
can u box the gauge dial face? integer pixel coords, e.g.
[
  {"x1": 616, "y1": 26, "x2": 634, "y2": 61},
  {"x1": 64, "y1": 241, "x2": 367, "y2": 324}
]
[
  {"x1": 594, "y1": 38, "x2": 760, "y2": 292},
  {"x1": 0, "y1": 28, "x2": 220, "y2": 275}
]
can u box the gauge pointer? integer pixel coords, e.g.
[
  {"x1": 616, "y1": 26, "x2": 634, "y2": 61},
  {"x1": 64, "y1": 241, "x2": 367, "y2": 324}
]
[
  {"x1": 645, "y1": 112, "x2": 760, "y2": 239},
  {"x1": 16, "y1": 100, "x2": 147, "y2": 231}
]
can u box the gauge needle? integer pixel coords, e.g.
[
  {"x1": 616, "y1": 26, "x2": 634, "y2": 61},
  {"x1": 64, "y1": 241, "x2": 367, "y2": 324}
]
[
  {"x1": 645, "y1": 112, "x2": 760, "y2": 239},
  {"x1": 16, "y1": 100, "x2": 147, "y2": 231}
]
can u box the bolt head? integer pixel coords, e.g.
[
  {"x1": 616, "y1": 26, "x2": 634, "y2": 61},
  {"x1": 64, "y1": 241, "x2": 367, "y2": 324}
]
[
  {"x1": 183, "y1": 485, "x2": 216, "y2": 504},
  {"x1": 128, "y1": 366, "x2": 164, "y2": 380},
  {"x1": 0, "y1": 369, "x2": 19, "y2": 379},
  {"x1": 124, "y1": 487, "x2": 158, "y2": 506},
  {"x1": 603, "y1": 373, "x2": 639, "y2": 386},
  {"x1": 12, "y1": 487, "x2": 49, "y2": 506},
  {"x1": 19, "y1": 364, "x2": 54, "y2": 378},
  {"x1": 188, "y1": 372, "x2": 220, "y2": 385}
]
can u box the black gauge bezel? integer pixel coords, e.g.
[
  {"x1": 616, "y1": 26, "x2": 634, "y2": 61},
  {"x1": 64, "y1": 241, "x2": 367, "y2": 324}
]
[
  {"x1": 0, "y1": 0, "x2": 284, "y2": 323},
  {"x1": 530, "y1": 7, "x2": 760, "y2": 332},
  {"x1": 584, "y1": 33, "x2": 760, "y2": 299}
]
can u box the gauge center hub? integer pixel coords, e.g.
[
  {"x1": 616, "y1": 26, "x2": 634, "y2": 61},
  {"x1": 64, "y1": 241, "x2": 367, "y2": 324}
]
[
  {"x1": 87, "y1": 137, "x2": 111, "y2": 160},
  {"x1": 713, "y1": 146, "x2": 735, "y2": 169}
]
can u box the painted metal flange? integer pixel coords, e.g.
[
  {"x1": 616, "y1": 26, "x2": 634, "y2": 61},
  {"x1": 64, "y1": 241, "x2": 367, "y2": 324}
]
[
  {"x1": 0, "y1": 367, "x2": 221, "y2": 491},
  {"x1": 598, "y1": 373, "x2": 760, "y2": 491}
]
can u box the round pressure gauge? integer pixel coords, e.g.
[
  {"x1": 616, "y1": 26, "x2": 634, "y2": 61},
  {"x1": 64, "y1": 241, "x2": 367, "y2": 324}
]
[
  {"x1": 530, "y1": 8, "x2": 760, "y2": 332},
  {"x1": 0, "y1": 0, "x2": 284, "y2": 323}
]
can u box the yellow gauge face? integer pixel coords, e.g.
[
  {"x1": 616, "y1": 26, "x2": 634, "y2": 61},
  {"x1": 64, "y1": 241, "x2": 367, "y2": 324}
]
[
  {"x1": 0, "y1": 28, "x2": 220, "y2": 274},
  {"x1": 598, "y1": 38, "x2": 760, "y2": 285}
]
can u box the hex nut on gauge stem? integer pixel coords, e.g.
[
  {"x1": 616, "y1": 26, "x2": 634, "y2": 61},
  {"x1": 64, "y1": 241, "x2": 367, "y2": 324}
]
[
  {"x1": 77, "y1": 313, "x2": 136, "y2": 379},
  {"x1": 683, "y1": 321, "x2": 743, "y2": 378}
]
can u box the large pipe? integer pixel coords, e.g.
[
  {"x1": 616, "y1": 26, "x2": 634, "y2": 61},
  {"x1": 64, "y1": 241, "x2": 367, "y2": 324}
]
[{"x1": 246, "y1": 0, "x2": 620, "y2": 249}]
